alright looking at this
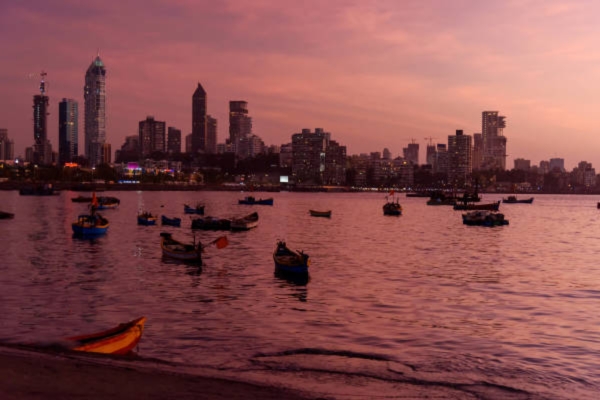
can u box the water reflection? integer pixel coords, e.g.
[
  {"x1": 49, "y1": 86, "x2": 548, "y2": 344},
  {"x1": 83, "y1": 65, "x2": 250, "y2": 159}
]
[{"x1": 274, "y1": 270, "x2": 310, "y2": 286}]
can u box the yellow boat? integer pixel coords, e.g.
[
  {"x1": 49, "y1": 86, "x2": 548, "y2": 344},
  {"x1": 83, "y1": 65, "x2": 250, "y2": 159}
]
[{"x1": 66, "y1": 316, "x2": 147, "y2": 355}]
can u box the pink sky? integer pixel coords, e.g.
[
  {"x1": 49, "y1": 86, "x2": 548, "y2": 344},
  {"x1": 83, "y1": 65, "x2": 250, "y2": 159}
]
[{"x1": 2, "y1": 0, "x2": 600, "y2": 170}]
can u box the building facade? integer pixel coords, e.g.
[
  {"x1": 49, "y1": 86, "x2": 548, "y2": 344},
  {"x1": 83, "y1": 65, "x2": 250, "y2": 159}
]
[
  {"x1": 206, "y1": 116, "x2": 217, "y2": 154},
  {"x1": 481, "y1": 111, "x2": 507, "y2": 170},
  {"x1": 139, "y1": 116, "x2": 166, "y2": 157},
  {"x1": 403, "y1": 142, "x2": 419, "y2": 165},
  {"x1": 0, "y1": 129, "x2": 14, "y2": 162},
  {"x1": 84, "y1": 55, "x2": 106, "y2": 167},
  {"x1": 472, "y1": 133, "x2": 483, "y2": 170},
  {"x1": 447, "y1": 130, "x2": 472, "y2": 186},
  {"x1": 58, "y1": 98, "x2": 78, "y2": 165},
  {"x1": 291, "y1": 128, "x2": 346, "y2": 185},
  {"x1": 229, "y1": 101, "x2": 252, "y2": 157},
  {"x1": 33, "y1": 73, "x2": 52, "y2": 165},
  {"x1": 167, "y1": 127, "x2": 181, "y2": 154},
  {"x1": 191, "y1": 83, "x2": 207, "y2": 153}
]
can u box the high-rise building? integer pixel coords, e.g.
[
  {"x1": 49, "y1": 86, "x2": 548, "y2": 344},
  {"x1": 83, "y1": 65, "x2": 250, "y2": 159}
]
[
  {"x1": 229, "y1": 101, "x2": 252, "y2": 157},
  {"x1": 447, "y1": 129, "x2": 472, "y2": 186},
  {"x1": 434, "y1": 144, "x2": 448, "y2": 175},
  {"x1": 167, "y1": 127, "x2": 182, "y2": 154},
  {"x1": 549, "y1": 158, "x2": 565, "y2": 172},
  {"x1": 472, "y1": 133, "x2": 483, "y2": 170},
  {"x1": 33, "y1": 72, "x2": 52, "y2": 165},
  {"x1": 139, "y1": 116, "x2": 166, "y2": 157},
  {"x1": 481, "y1": 111, "x2": 507, "y2": 170},
  {"x1": 58, "y1": 98, "x2": 78, "y2": 165},
  {"x1": 185, "y1": 133, "x2": 192, "y2": 154},
  {"x1": 425, "y1": 144, "x2": 436, "y2": 166},
  {"x1": 191, "y1": 83, "x2": 207, "y2": 153},
  {"x1": 102, "y1": 143, "x2": 111, "y2": 164},
  {"x1": 291, "y1": 128, "x2": 346, "y2": 185},
  {"x1": 514, "y1": 158, "x2": 531, "y2": 171},
  {"x1": 206, "y1": 116, "x2": 217, "y2": 154},
  {"x1": 403, "y1": 142, "x2": 419, "y2": 165},
  {"x1": 0, "y1": 128, "x2": 14, "y2": 162},
  {"x1": 84, "y1": 54, "x2": 106, "y2": 167}
]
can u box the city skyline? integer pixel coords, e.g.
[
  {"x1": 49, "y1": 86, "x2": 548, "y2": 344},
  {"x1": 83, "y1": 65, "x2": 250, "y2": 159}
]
[{"x1": 2, "y1": 1, "x2": 600, "y2": 170}]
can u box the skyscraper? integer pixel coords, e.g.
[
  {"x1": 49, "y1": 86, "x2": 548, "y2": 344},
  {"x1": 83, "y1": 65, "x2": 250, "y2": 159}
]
[
  {"x1": 167, "y1": 127, "x2": 182, "y2": 154},
  {"x1": 206, "y1": 116, "x2": 217, "y2": 154},
  {"x1": 84, "y1": 54, "x2": 106, "y2": 167},
  {"x1": 58, "y1": 98, "x2": 78, "y2": 165},
  {"x1": 33, "y1": 72, "x2": 52, "y2": 165},
  {"x1": 403, "y1": 142, "x2": 419, "y2": 165},
  {"x1": 139, "y1": 116, "x2": 166, "y2": 157},
  {"x1": 191, "y1": 83, "x2": 207, "y2": 153},
  {"x1": 0, "y1": 128, "x2": 14, "y2": 162},
  {"x1": 447, "y1": 130, "x2": 472, "y2": 186},
  {"x1": 481, "y1": 111, "x2": 507, "y2": 170},
  {"x1": 229, "y1": 101, "x2": 252, "y2": 157}
]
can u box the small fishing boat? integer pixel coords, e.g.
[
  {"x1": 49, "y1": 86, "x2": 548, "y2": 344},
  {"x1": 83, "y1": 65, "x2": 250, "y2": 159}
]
[
  {"x1": 0, "y1": 211, "x2": 14, "y2": 219},
  {"x1": 462, "y1": 210, "x2": 509, "y2": 227},
  {"x1": 138, "y1": 212, "x2": 157, "y2": 226},
  {"x1": 273, "y1": 240, "x2": 310, "y2": 274},
  {"x1": 383, "y1": 201, "x2": 402, "y2": 216},
  {"x1": 230, "y1": 212, "x2": 259, "y2": 230},
  {"x1": 65, "y1": 316, "x2": 146, "y2": 355},
  {"x1": 191, "y1": 216, "x2": 231, "y2": 230},
  {"x1": 97, "y1": 196, "x2": 120, "y2": 209},
  {"x1": 72, "y1": 213, "x2": 109, "y2": 236},
  {"x1": 161, "y1": 215, "x2": 182, "y2": 227},
  {"x1": 238, "y1": 196, "x2": 274, "y2": 206},
  {"x1": 453, "y1": 201, "x2": 500, "y2": 211},
  {"x1": 184, "y1": 203, "x2": 205, "y2": 214},
  {"x1": 502, "y1": 196, "x2": 534, "y2": 204},
  {"x1": 309, "y1": 210, "x2": 332, "y2": 218},
  {"x1": 71, "y1": 195, "x2": 92, "y2": 203},
  {"x1": 160, "y1": 232, "x2": 202, "y2": 262}
]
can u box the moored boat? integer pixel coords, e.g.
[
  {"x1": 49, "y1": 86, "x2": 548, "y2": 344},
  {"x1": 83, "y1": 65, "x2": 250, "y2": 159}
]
[
  {"x1": 462, "y1": 210, "x2": 509, "y2": 227},
  {"x1": 161, "y1": 215, "x2": 182, "y2": 227},
  {"x1": 65, "y1": 316, "x2": 146, "y2": 355},
  {"x1": 138, "y1": 212, "x2": 157, "y2": 226},
  {"x1": 0, "y1": 210, "x2": 14, "y2": 219},
  {"x1": 160, "y1": 232, "x2": 202, "y2": 262},
  {"x1": 502, "y1": 196, "x2": 534, "y2": 204},
  {"x1": 238, "y1": 196, "x2": 274, "y2": 205},
  {"x1": 184, "y1": 203, "x2": 205, "y2": 214},
  {"x1": 273, "y1": 240, "x2": 310, "y2": 274},
  {"x1": 191, "y1": 216, "x2": 231, "y2": 230},
  {"x1": 453, "y1": 201, "x2": 500, "y2": 211},
  {"x1": 97, "y1": 196, "x2": 120, "y2": 209},
  {"x1": 309, "y1": 209, "x2": 332, "y2": 218},
  {"x1": 230, "y1": 211, "x2": 259, "y2": 230},
  {"x1": 72, "y1": 213, "x2": 109, "y2": 236},
  {"x1": 383, "y1": 201, "x2": 402, "y2": 216},
  {"x1": 71, "y1": 195, "x2": 93, "y2": 203}
]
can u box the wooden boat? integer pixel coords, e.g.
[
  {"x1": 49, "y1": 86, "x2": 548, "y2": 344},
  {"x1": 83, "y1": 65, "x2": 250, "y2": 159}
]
[
  {"x1": 71, "y1": 195, "x2": 92, "y2": 203},
  {"x1": 273, "y1": 240, "x2": 310, "y2": 274},
  {"x1": 138, "y1": 212, "x2": 157, "y2": 226},
  {"x1": 453, "y1": 201, "x2": 500, "y2": 211},
  {"x1": 309, "y1": 209, "x2": 332, "y2": 218},
  {"x1": 462, "y1": 210, "x2": 509, "y2": 227},
  {"x1": 160, "y1": 232, "x2": 202, "y2": 262},
  {"x1": 502, "y1": 196, "x2": 534, "y2": 204},
  {"x1": 238, "y1": 196, "x2": 274, "y2": 206},
  {"x1": 66, "y1": 316, "x2": 146, "y2": 355},
  {"x1": 0, "y1": 211, "x2": 14, "y2": 219},
  {"x1": 72, "y1": 213, "x2": 109, "y2": 236},
  {"x1": 97, "y1": 196, "x2": 120, "y2": 209},
  {"x1": 191, "y1": 216, "x2": 231, "y2": 230},
  {"x1": 383, "y1": 201, "x2": 402, "y2": 216},
  {"x1": 230, "y1": 212, "x2": 259, "y2": 230},
  {"x1": 184, "y1": 203, "x2": 205, "y2": 214},
  {"x1": 161, "y1": 215, "x2": 182, "y2": 227}
]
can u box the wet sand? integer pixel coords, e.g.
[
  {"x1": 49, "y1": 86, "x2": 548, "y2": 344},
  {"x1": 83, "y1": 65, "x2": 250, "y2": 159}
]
[{"x1": 0, "y1": 344, "x2": 311, "y2": 400}]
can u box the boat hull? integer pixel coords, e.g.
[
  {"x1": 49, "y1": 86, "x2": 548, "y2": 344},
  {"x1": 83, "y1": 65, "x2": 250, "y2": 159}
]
[
  {"x1": 161, "y1": 215, "x2": 182, "y2": 227},
  {"x1": 184, "y1": 204, "x2": 205, "y2": 214},
  {"x1": 238, "y1": 197, "x2": 274, "y2": 205},
  {"x1": 273, "y1": 241, "x2": 310, "y2": 274},
  {"x1": 138, "y1": 215, "x2": 157, "y2": 225},
  {"x1": 309, "y1": 210, "x2": 332, "y2": 217},
  {"x1": 453, "y1": 201, "x2": 500, "y2": 211},
  {"x1": 502, "y1": 197, "x2": 534, "y2": 204},
  {"x1": 66, "y1": 316, "x2": 146, "y2": 355}
]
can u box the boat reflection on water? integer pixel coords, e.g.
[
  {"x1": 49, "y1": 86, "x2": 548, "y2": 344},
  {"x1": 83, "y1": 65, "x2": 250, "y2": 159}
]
[
  {"x1": 274, "y1": 269, "x2": 310, "y2": 286},
  {"x1": 274, "y1": 271, "x2": 308, "y2": 302}
]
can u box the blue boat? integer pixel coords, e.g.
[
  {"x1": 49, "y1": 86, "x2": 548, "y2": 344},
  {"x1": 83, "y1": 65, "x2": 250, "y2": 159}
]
[
  {"x1": 138, "y1": 212, "x2": 157, "y2": 226},
  {"x1": 161, "y1": 215, "x2": 181, "y2": 227},
  {"x1": 184, "y1": 204, "x2": 205, "y2": 214},
  {"x1": 238, "y1": 196, "x2": 273, "y2": 206},
  {"x1": 273, "y1": 240, "x2": 310, "y2": 274},
  {"x1": 72, "y1": 213, "x2": 109, "y2": 236}
]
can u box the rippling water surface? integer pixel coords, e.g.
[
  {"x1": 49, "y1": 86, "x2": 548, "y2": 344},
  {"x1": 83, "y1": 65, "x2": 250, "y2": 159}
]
[{"x1": 1, "y1": 190, "x2": 599, "y2": 398}]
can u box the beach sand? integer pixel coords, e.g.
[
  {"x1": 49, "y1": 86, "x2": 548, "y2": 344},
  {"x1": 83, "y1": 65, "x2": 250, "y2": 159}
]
[{"x1": 0, "y1": 344, "x2": 311, "y2": 400}]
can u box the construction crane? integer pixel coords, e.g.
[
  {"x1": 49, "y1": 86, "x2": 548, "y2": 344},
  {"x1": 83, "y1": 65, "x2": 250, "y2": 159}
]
[
  {"x1": 424, "y1": 136, "x2": 437, "y2": 146},
  {"x1": 39, "y1": 71, "x2": 47, "y2": 95}
]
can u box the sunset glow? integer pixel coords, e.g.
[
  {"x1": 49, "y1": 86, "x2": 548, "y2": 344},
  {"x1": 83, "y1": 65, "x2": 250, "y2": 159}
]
[{"x1": 2, "y1": 0, "x2": 600, "y2": 169}]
